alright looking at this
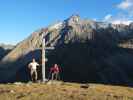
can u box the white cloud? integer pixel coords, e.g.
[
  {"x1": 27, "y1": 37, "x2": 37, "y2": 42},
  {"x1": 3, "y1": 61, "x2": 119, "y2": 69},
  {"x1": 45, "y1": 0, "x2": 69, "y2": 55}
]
[
  {"x1": 103, "y1": 0, "x2": 133, "y2": 25},
  {"x1": 117, "y1": 0, "x2": 133, "y2": 16},
  {"x1": 104, "y1": 14, "x2": 112, "y2": 21},
  {"x1": 93, "y1": 18, "x2": 97, "y2": 21},
  {"x1": 104, "y1": 13, "x2": 133, "y2": 25},
  {"x1": 104, "y1": 14, "x2": 133, "y2": 25},
  {"x1": 111, "y1": 20, "x2": 132, "y2": 25},
  {"x1": 117, "y1": 0, "x2": 133, "y2": 10}
]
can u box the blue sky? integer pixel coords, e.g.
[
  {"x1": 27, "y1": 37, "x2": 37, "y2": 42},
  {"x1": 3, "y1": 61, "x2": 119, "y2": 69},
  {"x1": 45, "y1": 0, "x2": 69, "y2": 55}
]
[{"x1": 0, "y1": 0, "x2": 132, "y2": 44}]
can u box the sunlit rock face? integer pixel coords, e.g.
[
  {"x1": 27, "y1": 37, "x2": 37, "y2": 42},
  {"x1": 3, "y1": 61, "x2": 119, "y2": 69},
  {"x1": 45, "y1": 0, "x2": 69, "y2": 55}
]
[{"x1": 0, "y1": 15, "x2": 133, "y2": 85}]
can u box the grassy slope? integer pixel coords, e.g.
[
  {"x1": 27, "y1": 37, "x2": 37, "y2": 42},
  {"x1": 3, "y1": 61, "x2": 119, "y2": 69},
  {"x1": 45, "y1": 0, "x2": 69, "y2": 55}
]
[{"x1": 0, "y1": 81, "x2": 133, "y2": 100}]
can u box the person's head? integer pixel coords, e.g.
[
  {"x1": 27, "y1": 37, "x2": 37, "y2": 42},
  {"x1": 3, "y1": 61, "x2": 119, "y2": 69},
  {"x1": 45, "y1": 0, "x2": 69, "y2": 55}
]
[
  {"x1": 32, "y1": 58, "x2": 36, "y2": 62},
  {"x1": 54, "y1": 64, "x2": 58, "y2": 68}
]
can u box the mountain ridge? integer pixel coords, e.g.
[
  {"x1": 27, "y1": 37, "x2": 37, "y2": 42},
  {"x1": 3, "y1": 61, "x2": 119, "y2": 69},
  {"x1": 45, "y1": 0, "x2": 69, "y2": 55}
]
[
  {"x1": 0, "y1": 43, "x2": 14, "y2": 61},
  {"x1": 0, "y1": 15, "x2": 133, "y2": 85}
]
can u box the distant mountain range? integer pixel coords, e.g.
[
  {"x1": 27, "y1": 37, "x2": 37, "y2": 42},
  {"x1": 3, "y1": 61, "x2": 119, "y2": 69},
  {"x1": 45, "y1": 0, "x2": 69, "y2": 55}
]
[
  {"x1": 0, "y1": 43, "x2": 14, "y2": 60},
  {"x1": 0, "y1": 15, "x2": 133, "y2": 86}
]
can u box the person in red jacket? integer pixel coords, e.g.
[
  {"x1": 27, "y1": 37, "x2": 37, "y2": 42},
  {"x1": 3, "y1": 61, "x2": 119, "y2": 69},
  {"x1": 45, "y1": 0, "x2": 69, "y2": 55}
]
[{"x1": 50, "y1": 64, "x2": 60, "y2": 80}]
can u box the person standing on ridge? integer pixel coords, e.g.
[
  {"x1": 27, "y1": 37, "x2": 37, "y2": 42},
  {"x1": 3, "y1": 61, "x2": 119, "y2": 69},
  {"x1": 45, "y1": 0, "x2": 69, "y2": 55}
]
[
  {"x1": 50, "y1": 64, "x2": 60, "y2": 81},
  {"x1": 28, "y1": 58, "x2": 39, "y2": 82}
]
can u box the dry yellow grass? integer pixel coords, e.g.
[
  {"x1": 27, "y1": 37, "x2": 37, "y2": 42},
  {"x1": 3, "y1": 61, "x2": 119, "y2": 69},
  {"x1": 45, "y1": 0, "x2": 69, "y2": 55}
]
[{"x1": 0, "y1": 81, "x2": 133, "y2": 100}]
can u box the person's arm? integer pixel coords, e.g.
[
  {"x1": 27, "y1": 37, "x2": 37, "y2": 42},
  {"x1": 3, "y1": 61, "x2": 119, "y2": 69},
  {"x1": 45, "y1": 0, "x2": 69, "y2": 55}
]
[
  {"x1": 28, "y1": 63, "x2": 31, "y2": 69},
  {"x1": 50, "y1": 67, "x2": 53, "y2": 73},
  {"x1": 58, "y1": 66, "x2": 61, "y2": 73},
  {"x1": 57, "y1": 66, "x2": 60, "y2": 73},
  {"x1": 36, "y1": 62, "x2": 39, "y2": 67}
]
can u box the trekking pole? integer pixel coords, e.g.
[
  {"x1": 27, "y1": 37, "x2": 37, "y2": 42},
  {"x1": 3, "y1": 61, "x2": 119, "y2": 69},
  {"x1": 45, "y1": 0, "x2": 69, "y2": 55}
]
[
  {"x1": 58, "y1": 73, "x2": 60, "y2": 81},
  {"x1": 59, "y1": 68, "x2": 62, "y2": 81},
  {"x1": 48, "y1": 71, "x2": 51, "y2": 81}
]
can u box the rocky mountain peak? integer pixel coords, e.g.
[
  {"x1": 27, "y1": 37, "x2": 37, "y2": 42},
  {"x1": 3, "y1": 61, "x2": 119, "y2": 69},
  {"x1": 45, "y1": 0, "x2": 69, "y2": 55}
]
[
  {"x1": 64, "y1": 14, "x2": 80, "y2": 26},
  {"x1": 68, "y1": 14, "x2": 80, "y2": 22}
]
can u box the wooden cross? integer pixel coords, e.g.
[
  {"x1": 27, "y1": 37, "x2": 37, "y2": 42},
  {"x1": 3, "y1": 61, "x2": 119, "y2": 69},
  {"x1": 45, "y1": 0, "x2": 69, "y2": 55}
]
[{"x1": 41, "y1": 30, "x2": 55, "y2": 82}]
